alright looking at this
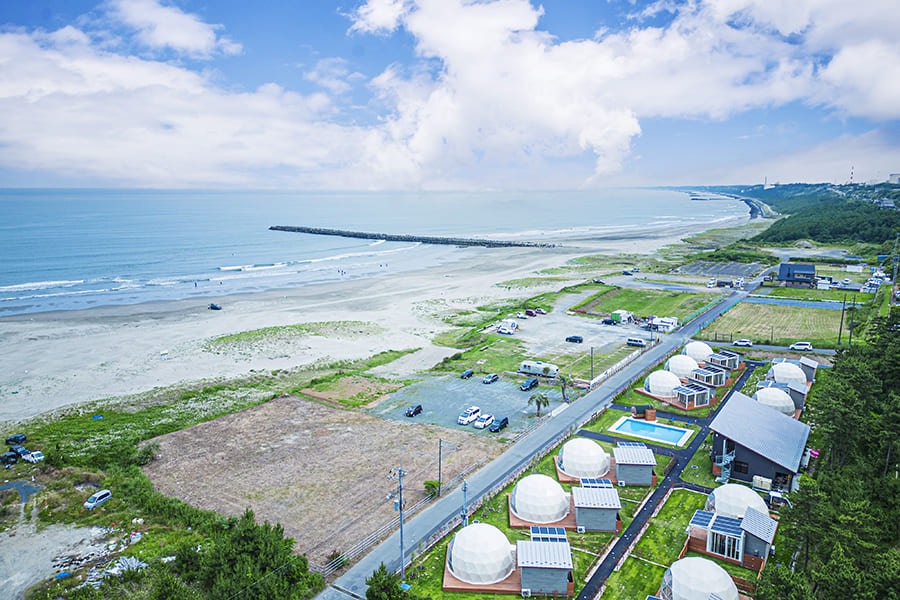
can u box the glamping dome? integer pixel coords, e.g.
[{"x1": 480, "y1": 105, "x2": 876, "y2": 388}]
[
  {"x1": 705, "y1": 483, "x2": 769, "y2": 519},
  {"x1": 682, "y1": 341, "x2": 714, "y2": 364},
  {"x1": 510, "y1": 474, "x2": 570, "y2": 524},
  {"x1": 558, "y1": 438, "x2": 610, "y2": 478},
  {"x1": 754, "y1": 387, "x2": 795, "y2": 416},
  {"x1": 772, "y1": 362, "x2": 807, "y2": 388},
  {"x1": 447, "y1": 523, "x2": 515, "y2": 585},
  {"x1": 665, "y1": 354, "x2": 699, "y2": 379},
  {"x1": 644, "y1": 370, "x2": 682, "y2": 399},
  {"x1": 660, "y1": 556, "x2": 739, "y2": 600}
]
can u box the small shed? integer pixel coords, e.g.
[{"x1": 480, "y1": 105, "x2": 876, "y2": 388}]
[
  {"x1": 613, "y1": 442, "x2": 656, "y2": 486},
  {"x1": 631, "y1": 405, "x2": 657, "y2": 421},
  {"x1": 517, "y1": 533, "x2": 573, "y2": 596},
  {"x1": 611, "y1": 309, "x2": 634, "y2": 323},
  {"x1": 572, "y1": 483, "x2": 621, "y2": 532}
]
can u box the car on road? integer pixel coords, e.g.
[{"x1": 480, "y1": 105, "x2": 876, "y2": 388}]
[
  {"x1": 525, "y1": 309, "x2": 537, "y2": 317},
  {"x1": 789, "y1": 341, "x2": 813, "y2": 351},
  {"x1": 405, "y1": 404, "x2": 422, "y2": 417},
  {"x1": 534, "y1": 308, "x2": 547, "y2": 315},
  {"x1": 461, "y1": 369, "x2": 474, "y2": 379},
  {"x1": 5, "y1": 434, "x2": 26, "y2": 446},
  {"x1": 83, "y1": 489, "x2": 112, "y2": 510},
  {"x1": 520, "y1": 377, "x2": 539, "y2": 391},
  {"x1": 565, "y1": 335, "x2": 583, "y2": 343},
  {"x1": 473, "y1": 414, "x2": 494, "y2": 429},
  {"x1": 734, "y1": 339, "x2": 753, "y2": 347},
  {"x1": 497, "y1": 326, "x2": 513, "y2": 335},
  {"x1": 457, "y1": 406, "x2": 481, "y2": 425},
  {"x1": 10, "y1": 445, "x2": 29, "y2": 458},
  {"x1": 489, "y1": 416, "x2": 509, "y2": 433},
  {"x1": 23, "y1": 451, "x2": 45, "y2": 463},
  {"x1": 1, "y1": 451, "x2": 17, "y2": 465},
  {"x1": 593, "y1": 279, "x2": 605, "y2": 284},
  {"x1": 483, "y1": 373, "x2": 499, "y2": 384}
]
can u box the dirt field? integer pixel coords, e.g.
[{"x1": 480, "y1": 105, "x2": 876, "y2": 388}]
[
  {"x1": 142, "y1": 396, "x2": 503, "y2": 563},
  {"x1": 697, "y1": 302, "x2": 843, "y2": 345}
]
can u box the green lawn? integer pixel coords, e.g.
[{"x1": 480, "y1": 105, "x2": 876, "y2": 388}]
[
  {"x1": 631, "y1": 489, "x2": 708, "y2": 565},
  {"x1": 683, "y1": 550, "x2": 760, "y2": 581},
  {"x1": 679, "y1": 434, "x2": 718, "y2": 489},
  {"x1": 599, "y1": 556, "x2": 665, "y2": 600},
  {"x1": 756, "y1": 286, "x2": 873, "y2": 303},
  {"x1": 580, "y1": 408, "x2": 701, "y2": 448},
  {"x1": 695, "y1": 302, "x2": 844, "y2": 348},
  {"x1": 430, "y1": 335, "x2": 529, "y2": 376},
  {"x1": 573, "y1": 287, "x2": 723, "y2": 322}
]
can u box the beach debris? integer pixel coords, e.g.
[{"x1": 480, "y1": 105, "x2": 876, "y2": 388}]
[
  {"x1": 91, "y1": 415, "x2": 104, "y2": 420},
  {"x1": 160, "y1": 555, "x2": 176, "y2": 563},
  {"x1": 131, "y1": 517, "x2": 144, "y2": 525}
]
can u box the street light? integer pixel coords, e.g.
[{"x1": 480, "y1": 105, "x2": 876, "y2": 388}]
[
  {"x1": 438, "y1": 439, "x2": 458, "y2": 497},
  {"x1": 387, "y1": 462, "x2": 409, "y2": 580}
]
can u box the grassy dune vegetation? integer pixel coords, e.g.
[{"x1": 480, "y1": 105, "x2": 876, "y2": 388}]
[{"x1": 696, "y1": 302, "x2": 843, "y2": 347}]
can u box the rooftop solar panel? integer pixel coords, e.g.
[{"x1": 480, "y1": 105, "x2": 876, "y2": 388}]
[
  {"x1": 690, "y1": 510, "x2": 714, "y2": 529},
  {"x1": 530, "y1": 526, "x2": 567, "y2": 541},
  {"x1": 579, "y1": 478, "x2": 613, "y2": 488},
  {"x1": 710, "y1": 514, "x2": 744, "y2": 538},
  {"x1": 617, "y1": 441, "x2": 647, "y2": 448}
]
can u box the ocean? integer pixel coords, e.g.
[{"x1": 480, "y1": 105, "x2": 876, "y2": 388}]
[{"x1": 0, "y1": 189, "x2": 747, "y2": 316}]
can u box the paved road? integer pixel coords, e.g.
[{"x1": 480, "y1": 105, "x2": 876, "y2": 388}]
[
  {"x1": 707, "y1": 340, "x2": 837, "y2": 356},
  {"x1": 318, "y1": 290, "x2": 749, "y2": 600}
]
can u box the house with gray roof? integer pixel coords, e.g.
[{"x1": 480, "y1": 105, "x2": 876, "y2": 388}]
[
  {"x1": 613, "y1": 442, "x2": 656, "y2": 486},
  {"x1": 572, "y1": 481, "x2": 622, "y2": 532},
  {"x1": 517, "y1": 527, "x2": 574, "y2": 596},
  {"x1": 688, "y1": 506, "x2": 777, "y2": 571},
  {"x1": 710, "y1": 392, "x2": 810, "y2": 490}
]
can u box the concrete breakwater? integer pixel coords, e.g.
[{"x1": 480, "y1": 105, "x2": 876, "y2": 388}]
[{"x1": 269, "y1": 226, "x2": 558, "y2": 248}]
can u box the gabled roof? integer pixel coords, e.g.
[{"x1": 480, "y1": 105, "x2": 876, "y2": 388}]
[
  {"x1": 710, "y1": 392, "x2": 810, "y2": 472},
  {"x1": 741, "y1": 507, "x2": 777, "y2": 544},
  {"x1": 572, "y1": 486, "x2": 621, "y2": 509},
  {"x1": 613, "y1": 446, "x2": 656, "y2": 466},
  {"x1": 516, "y1": 540, "x2": 573, "y2": 569}
]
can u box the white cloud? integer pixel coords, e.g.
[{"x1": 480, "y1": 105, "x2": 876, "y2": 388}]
[
  {"x1": 108, "y1": 0, "x2": 242, "y2": 58},
  {"x1": 349, "y1": 0, "x2": 412, "y2": 34},
  {"x1": 304, "y1": 58, "x2": 364, "y2": 95}
]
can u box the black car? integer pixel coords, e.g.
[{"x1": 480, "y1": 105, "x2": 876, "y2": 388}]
[
  {"x1": 1, "y1": 451, "x2": 17, "y2": 465},
  {"x1": 5, "y1": 434, "x2": 26, "y2": 446},
  {"x1": 489, "y1": 416, "x2": 509, "y2": 432},
  {"x1": 405, "y1": 404, "x2": 422, "y2": 417},
  {"x1": 10, "y1": 445, "x2": 30, "y2": 457},
  {"x1": 520, "y1": 377, "x2": 538, "y2": 391},
  {"x1": 601, "y1": 318, "x2": 617, "y2": 325},
  {"x1": 460, "y1": 369, "x2": 474, "y2": 379},
  {"x1": 565, "y1": 335, "x2": 583, "y2": 343}
]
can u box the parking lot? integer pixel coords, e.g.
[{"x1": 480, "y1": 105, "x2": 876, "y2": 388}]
[{"x1": 673, "y1": 260, "x2": 766, "y2": 279}]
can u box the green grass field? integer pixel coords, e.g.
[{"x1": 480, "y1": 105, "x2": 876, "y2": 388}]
[
  {"x1": 679, "y1": 434, "x2": 718, "y2": 489},
  {"x1": 696, "y1": 302, "x2": 844, "y2": 347},
  {"x1": 631, "y1": 489, "x2": 708, "y2": 565},
  {"x1": 574, "y1": 287, "x2": 723, "y2": 322},
  {"x1": 599, "y1": 556, "x2": 666, "y2": 600},
  {"x1": 756, "y1": 286, "x2": 872, "y2": 302}
]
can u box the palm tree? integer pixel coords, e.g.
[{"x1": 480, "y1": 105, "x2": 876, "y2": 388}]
[
  {"x1": 557, "y1": 374, "x2": 570, "y2": 403},
  {"x1": 528, "y1": 392, "x2": 550, "y2": 417}
]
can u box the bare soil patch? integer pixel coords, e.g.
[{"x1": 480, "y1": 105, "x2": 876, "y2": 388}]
[
  {"x1": 300, "y1": 376, "x2": 402, "y2": 408},
  {"x1": 142, "y1": 396, "x2": 502, "y2": 564}
]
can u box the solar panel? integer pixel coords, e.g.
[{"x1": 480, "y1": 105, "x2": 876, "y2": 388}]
[
  {"x1": 710, "y1": 514, "x2": 744, "y2": 538},
  {"x1": 617, "y1": 441, "x2": 647, "y2": 448},
  {"x1": 579, "y1": 478, "x2": 613, "y2": 488},
  {"x1": 690, "y1": 510, "x2": 714, "y2": 529},
  {"x1": 530, "y1": 526, "x2": 567, "y2": 542}
]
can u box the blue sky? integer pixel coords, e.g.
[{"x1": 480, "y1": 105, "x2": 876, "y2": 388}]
[{"x1": 0, "y1": 0, "x2": 898, "y2": 189}]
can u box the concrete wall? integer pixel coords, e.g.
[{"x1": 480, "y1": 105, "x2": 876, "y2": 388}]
[
  {"x1": 520, "y1": 567, "x2": 570, "y2": 595},
  {"x1": 574, "y1": 507, "x2": 618, "y2": 532},
  {"x1": 615, "y1": 463, "x2": 653, "y2": 486}
]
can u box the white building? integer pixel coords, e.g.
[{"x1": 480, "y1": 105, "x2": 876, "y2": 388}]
[
  {"x1": 447, "y1": 523, "x2": 515, "y2": 585},
  {"x1": 510, "y1": 474, "x2": 570, "y2": 524},
  {"x1": 659, "y1": 556, "x2": 739, "y2": 600},
  {"x1": 557, "y1": 438, "x2": 610, "y2": 478}
]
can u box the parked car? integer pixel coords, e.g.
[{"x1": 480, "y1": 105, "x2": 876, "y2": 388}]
[
  {"x1": 83, "y1": 489, "x2": 112, "y2": 510},
  {"x1": 593, "y1": 279, "x2": 605, "y2": 284},
  {"x1": 23, "y1": 451, "x2": 45, "y2": 463},
  {"x1": 520, "y1": 377, "x2": 539, "y2": 391},
  {"x1": 5, "y1": 434, "x2": 26, "y2": 446},
  {"x1": 524, "y1": 309, "x2": 537, "y2": 317},
  {"x1": 626, "y1": 337, "x2": 647, "y2": 347},
  {"x1": 497, "y1": 326, "x2": 513, "y2": 335},
  {"x1": 790, "y1": 341, "x2": 813, "y2": 351},
  {"x1": 1, "y1": 451, "x2": 17, "y2": 465},
  {"x1": 601, "y1": 318, "x2": 617, "y2": 325},
  {"x1": 515, "y1": 312, "x2": 527, "y2": 319},
  {"x1": 734, "y1": 339, "x2": 753, "y2": 347},
  {"x1": 534, "y1": 308, "x2": 547, "y2": 315},
  {"x1": 483, "y1": 373, "x2": 499, "y2": 384},
  {"x1": 10, "y1": 445, "x2": 29, "y2": 458},
  {"x1": 457, "y1": 406, "x2": 481, "y2": 425},
  {"x1": 405, "y1": 404, "x2": 422, "y2": 417},
  {"x1": 460, "y1": 369, "x2": 474, "y2": 379},
  {"x1": 565, "y1": 335, "x2": 583, "y2": 343},
  {"x1": 489, "y1": 416, "x2": 509, "y2": 433},
  {"x1": 473, "y1": 414, "x2": 494, "y2": 430}
]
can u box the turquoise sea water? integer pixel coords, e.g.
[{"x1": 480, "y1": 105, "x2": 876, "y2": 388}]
[{"x1": 0, "y1": 189, "x2": 747, "y2": 316}]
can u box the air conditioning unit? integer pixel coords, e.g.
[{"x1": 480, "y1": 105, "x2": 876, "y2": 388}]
[
  {"x1": 576, "y1": 526, "x2": 586, "y2": 534},
  {"x1": 618, "y1": 480, "x2": 626, "y2": 487},
  {"x1": 521, "y1": 590, "x2": 531, "y2": 598}
]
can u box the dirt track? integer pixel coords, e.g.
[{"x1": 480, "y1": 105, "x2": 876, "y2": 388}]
[{"x1": 143, "y1": 396, "x2": 502, "y2": 563}]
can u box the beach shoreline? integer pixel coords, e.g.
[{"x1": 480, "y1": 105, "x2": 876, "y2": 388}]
[{"x1": 0, "y1": 216, "x2": 750, "y2": 425}]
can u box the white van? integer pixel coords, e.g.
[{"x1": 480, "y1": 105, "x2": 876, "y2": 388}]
[
  {"x1": 83, "y1": 489, "x2": 112, "y2": 510},
  {"x1": 627, "y1": 337, "x2": 647, "y2": 347}
]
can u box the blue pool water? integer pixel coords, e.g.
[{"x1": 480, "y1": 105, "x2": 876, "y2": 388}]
[{"x1": 610, "y1": 417, "x2": 691, "y2": 445}]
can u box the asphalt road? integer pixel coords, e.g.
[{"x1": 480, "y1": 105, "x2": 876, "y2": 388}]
[{"x1": 317, "y1": 289, "x2": 748, "y2": 600}]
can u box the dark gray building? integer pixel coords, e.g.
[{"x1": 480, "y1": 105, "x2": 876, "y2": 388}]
[
  {"x1": 517, "y1": 536, "x2": 573, "y2": 596},
  {"x1": 572, "y1": 484, "x2": 621, "y2": 532},
  {"x1": 710, "y1": 392, "x2": 810, "y2": 490},
  {"x1": 613, "y1": 442, "x2": 656, "y2": 486},
  {"x1": 778, "y1": 263, "x2": 816, "y2": 287},
  {"x1": 688, "y1": 506, "x2": 777, "y2": 570}
]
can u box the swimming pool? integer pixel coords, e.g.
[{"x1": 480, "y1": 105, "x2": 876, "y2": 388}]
[{"x1": 609, "y1": 416, "x2": 692, "y2": 446}]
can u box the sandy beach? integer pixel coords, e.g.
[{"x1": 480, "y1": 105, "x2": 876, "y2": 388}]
[{"x1": 0, "y1": 219, "x2": 747, "y2": 425}]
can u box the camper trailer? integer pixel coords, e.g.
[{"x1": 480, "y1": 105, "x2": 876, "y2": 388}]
[{"x1": 519, "y1": 360, "x2": 560, "y2": 377}]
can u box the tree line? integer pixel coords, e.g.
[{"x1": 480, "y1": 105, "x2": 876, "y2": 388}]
[{"x1": 752, "y1": 202, "x2": 900, "y2": 246}]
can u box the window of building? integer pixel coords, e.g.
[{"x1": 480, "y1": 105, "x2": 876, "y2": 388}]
[
  {"x1": 733, "y1": 461, "x2": 749, "y2": 474},
  {"x1": 709, "y1": 532, "x2": 742, "y2": 561}
]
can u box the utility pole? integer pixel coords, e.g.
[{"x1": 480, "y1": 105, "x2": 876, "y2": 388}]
[
  {"x1": 387, "y1": 463, "x2": 409, "y2": 580},
  {"x1": 838, "y1": 293, "x2": 847, "y2": 345},
  {"x1": 848, "y1": 294, "x2": 857, "y2": 345},
  {"x1": 461, "y1": 480, "x2": 469, "y2": 527},
  {"x1": 590, "y1": 347, "x2": 594, "y2": 380},
  {"x1": 438, "y1": 439, "x2": 457, "y2": 496}
]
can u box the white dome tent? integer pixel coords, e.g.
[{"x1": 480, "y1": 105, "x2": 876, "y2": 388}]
[
  {"x1": 683, "y1": 341, "x2": 714, "y2": 364},
  {"x1": 771, "y1": 362, "x2": 807, "y2": 388},
  {"x1": 558, "y1": 438, "x2": 611, "y2": 478},
  {"x1": 753, "y1": 387, "x2": 795, "y2": 416},
  {"x1": 510, "y1": 474, "x2": 570, "y2": 524},
  {"x1": 659, "y1": 556, "x2": 739, "y2": 600},
  {"x1": 447, "y1": 523, "x2": 515, "y2": 585},
  {"x1": 644, "y1": 370, "x2": 682, "y2": 399},
  {"x1": 705, "y1": 483, "x2": 769, "y2": 519},
  {"x1": 665, "y1": 354, "x2": 699, "y2": 379}
]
